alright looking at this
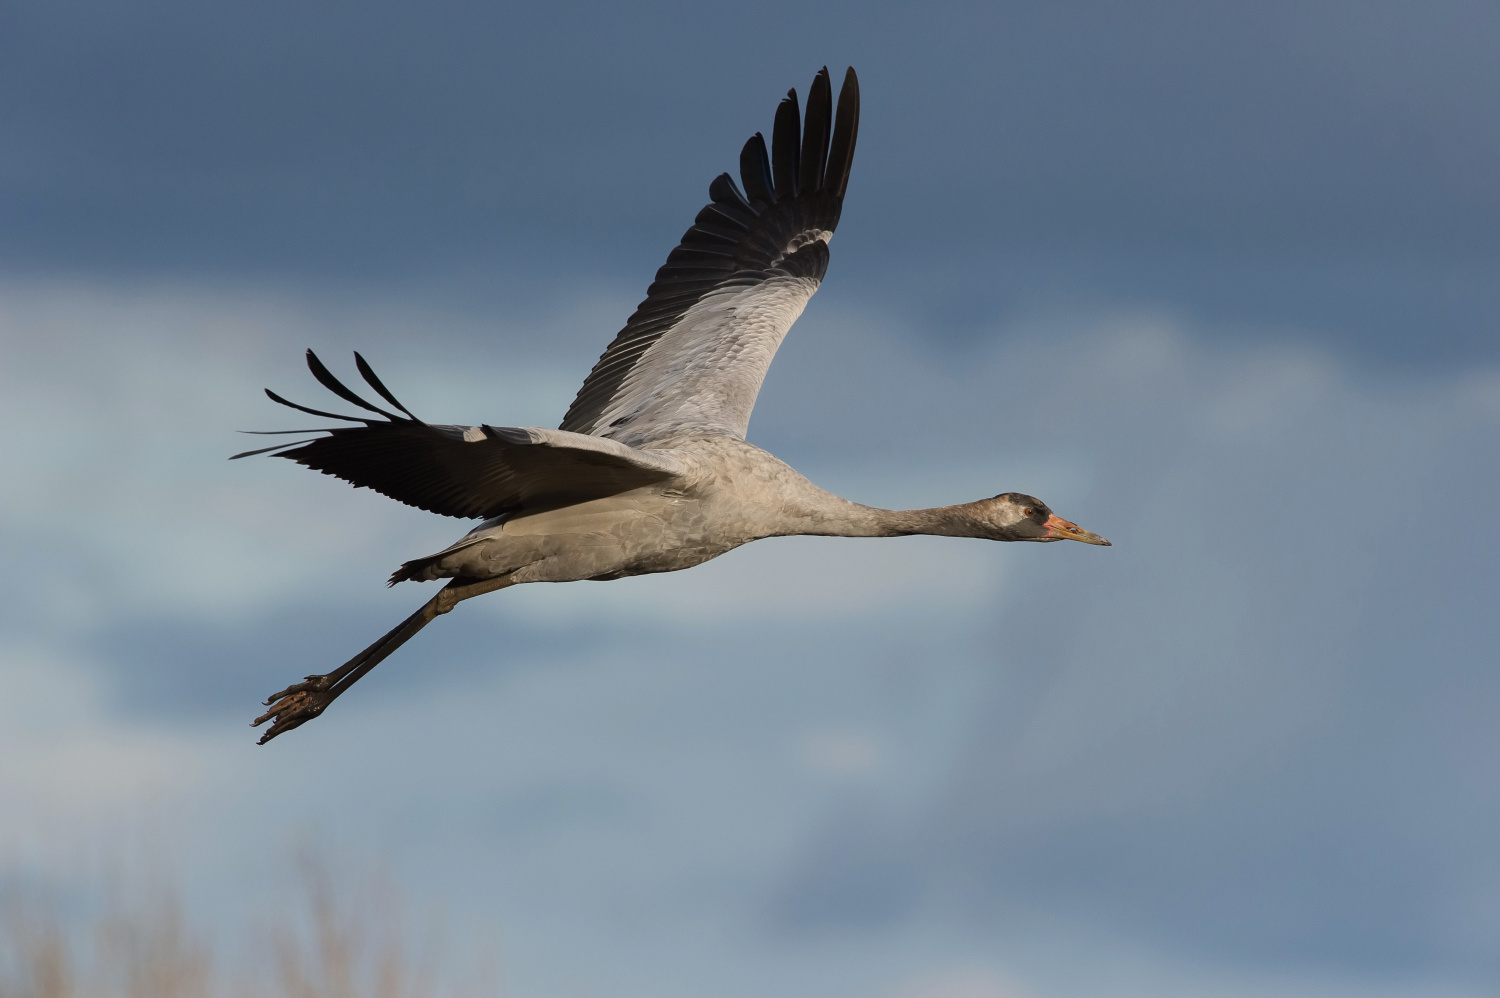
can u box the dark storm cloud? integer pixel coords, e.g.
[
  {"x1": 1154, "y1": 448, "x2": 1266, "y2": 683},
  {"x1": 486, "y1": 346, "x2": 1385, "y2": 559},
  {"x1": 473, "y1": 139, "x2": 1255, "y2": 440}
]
[{"x1": 3, "y1": 1, "x2": 1496, "y2": 345}]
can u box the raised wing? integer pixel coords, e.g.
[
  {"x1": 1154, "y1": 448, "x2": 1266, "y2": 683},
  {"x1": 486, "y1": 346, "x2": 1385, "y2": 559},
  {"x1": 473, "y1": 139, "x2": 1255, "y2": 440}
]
[
  {"x1": 560, "y1": 67, "x2": 859, "y2": 445},
  {"x1": 236, "y1": 351, "x2": 686, "y2": 519}
]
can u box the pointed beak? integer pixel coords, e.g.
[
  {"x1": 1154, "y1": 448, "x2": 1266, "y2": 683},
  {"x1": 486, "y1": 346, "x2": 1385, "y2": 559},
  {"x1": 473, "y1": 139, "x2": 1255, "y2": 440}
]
[{"x1": 1043, "y1": 513, "x2": 1111, "y2": 546}]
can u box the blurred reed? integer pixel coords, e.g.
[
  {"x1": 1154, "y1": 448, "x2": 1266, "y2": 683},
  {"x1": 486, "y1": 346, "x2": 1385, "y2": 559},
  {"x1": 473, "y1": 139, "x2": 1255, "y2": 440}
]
[{"x1": 0, "y1": 853, "x2": 492, "y2": 998}]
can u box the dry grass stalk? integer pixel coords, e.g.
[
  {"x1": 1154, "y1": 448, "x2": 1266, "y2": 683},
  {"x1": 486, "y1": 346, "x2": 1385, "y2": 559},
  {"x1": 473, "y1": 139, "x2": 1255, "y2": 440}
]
[
  {"x1": 273, "y1": 859, "x2": 424, "y2": 998},
  {"x1": 0, "y1": 916, "x2": 74, "y2": 998},
  {"x1": 0, "y1": 856, "x2": 465, "y2": 998}
]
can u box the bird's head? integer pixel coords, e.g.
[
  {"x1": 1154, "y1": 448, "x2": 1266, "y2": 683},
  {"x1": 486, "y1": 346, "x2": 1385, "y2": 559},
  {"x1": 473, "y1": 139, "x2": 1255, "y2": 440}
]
[{"x1": 970, "y1": 493, "x2": 1111, "y2": 545}]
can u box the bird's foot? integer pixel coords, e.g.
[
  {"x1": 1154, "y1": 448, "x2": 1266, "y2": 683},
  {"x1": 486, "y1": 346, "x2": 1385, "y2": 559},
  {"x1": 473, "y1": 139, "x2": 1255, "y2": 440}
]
[
  {"x1": 247, "y1": 580, "x2": 508, "y2": 746},
  {"x1": 253, "y1": 675, "x2": 335, "y2": 745}
]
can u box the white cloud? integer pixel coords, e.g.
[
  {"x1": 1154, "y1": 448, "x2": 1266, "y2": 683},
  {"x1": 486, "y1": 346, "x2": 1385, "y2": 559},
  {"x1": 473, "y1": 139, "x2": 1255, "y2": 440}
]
[
  {"x1": 0, "y1": 281, "x2": 1011, "y2": 629},
  {"x1": 0, "y1": 642, "x2": 222, "y2": 875},
  {"x1": 803, "y1": 729, "x2": 883, "y2": 776}
]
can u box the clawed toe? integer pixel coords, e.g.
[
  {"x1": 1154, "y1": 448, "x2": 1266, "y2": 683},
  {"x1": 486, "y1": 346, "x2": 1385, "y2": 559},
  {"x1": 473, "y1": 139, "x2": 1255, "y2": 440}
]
[
  {"x1": 262, "y1": 674, "x2": 332, "y2": 705},
  {"x1": 253, "y1": 681, "x2": 334, "y2": 744}
]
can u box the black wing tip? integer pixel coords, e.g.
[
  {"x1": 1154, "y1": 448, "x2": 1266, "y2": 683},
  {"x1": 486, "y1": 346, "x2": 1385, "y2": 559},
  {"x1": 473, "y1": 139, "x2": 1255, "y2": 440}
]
[
  {"x1": 771, "y1": 87, "x2": 802, "y2": 200},
  {"x1": 303, "y1": 349, "x2": 406, "y2": 421},
  {"x1": 732, "y1": 68, "x2": 859, "y2": 212},
  {"x1": 229, "y1": 439, "x2": 315, "y2": 460},
  {"x1": 264, "y1": 387, "x2": 369, "y2": 423},
  {"x1": 800, "y1": 68, "x2": 834, "y2": 195},
  {"x1": 828, "y1": 66, "x2": 860, "y2": 199},
  {"x1": 353, "y1": 351, "x2": 420, "y2": 421},
  {"x1": 709, "y1": 172, "x2": 751, "y2": 211},
  {"x1": 739, "y1": 132, "x2": 774, "y2": 207}
]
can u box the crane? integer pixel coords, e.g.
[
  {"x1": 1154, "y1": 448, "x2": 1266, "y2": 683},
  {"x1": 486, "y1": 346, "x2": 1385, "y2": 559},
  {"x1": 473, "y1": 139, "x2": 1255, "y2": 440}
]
[{"x1": 237, "y1": 67, "x2": 1109, "y2": 744}]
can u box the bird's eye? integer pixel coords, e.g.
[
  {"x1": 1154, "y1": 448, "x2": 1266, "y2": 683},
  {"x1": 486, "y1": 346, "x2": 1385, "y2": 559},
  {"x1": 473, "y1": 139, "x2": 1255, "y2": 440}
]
[{"x1": 1023, "y1": 506, "x2": 1035, "y2": 517}]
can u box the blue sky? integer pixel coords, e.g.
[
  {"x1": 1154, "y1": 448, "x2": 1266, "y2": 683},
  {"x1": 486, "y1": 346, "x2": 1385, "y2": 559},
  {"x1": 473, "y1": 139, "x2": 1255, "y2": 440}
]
[{"x1": 1, "y1": 3, "x2": 1498, "y2": 997}]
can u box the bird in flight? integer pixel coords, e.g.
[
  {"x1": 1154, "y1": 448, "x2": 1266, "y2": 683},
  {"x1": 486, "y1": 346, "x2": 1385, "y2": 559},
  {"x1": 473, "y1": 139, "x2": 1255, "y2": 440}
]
[{"x1": 238, "y1": 67, "x2": 1109, "y2": 744}]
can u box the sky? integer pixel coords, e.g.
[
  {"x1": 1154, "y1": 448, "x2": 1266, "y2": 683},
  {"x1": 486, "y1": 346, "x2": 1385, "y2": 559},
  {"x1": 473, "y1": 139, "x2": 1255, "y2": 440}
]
[{"x1": 1, "y1": 2, "x2": 1498, "y2": 996}]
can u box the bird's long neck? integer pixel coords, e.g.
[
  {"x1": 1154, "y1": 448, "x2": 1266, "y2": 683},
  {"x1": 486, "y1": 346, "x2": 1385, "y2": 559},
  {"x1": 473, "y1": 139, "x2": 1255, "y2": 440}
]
[{"x1": 778, "y1": 491, "x2": 988, "y2": 539}]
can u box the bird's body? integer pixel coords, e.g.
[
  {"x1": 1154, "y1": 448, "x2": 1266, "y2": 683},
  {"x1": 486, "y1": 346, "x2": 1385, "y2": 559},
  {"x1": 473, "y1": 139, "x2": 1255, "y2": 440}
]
[
  {"x1": 241, "y1": 68, "x2": 1109, "y2": 743},
  {"x1": 396, "y1": 436, "x2": 822, "y2": 585}
]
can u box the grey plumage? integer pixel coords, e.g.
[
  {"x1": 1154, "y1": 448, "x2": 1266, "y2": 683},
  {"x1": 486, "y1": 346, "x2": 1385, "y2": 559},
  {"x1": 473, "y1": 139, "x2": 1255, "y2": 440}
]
[{"x1": 242, "y1": 67, "x2": 1109, "y2": 744}]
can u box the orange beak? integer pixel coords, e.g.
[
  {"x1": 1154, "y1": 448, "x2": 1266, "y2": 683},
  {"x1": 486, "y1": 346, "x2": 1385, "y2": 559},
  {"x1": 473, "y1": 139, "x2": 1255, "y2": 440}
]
[{"x1": 1043, "y1": 513, "x2": 1111, "y2": 546}]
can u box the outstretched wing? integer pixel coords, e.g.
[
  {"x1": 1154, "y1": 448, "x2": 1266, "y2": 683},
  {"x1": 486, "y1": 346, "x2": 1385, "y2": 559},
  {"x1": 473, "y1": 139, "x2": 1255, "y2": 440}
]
[
  {"x1": 560, "y1": 66, "x2": 860, "y2": 445},
  {"x1": 236, "y1": 351, "x2": 686, "y2": 520}
]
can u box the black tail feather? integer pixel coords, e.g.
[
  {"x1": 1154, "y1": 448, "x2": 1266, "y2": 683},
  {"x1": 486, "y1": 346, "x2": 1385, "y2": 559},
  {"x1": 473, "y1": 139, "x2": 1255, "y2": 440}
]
[{"x1": 388, "y1": 555, "x2": 437, "y2": 586}]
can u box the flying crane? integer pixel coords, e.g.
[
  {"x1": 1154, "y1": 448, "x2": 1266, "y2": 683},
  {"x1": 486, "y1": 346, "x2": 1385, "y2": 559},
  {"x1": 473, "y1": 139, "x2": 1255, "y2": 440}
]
[{"x1": 238, "y1": 67, "x2": 1110, "y2": 744}]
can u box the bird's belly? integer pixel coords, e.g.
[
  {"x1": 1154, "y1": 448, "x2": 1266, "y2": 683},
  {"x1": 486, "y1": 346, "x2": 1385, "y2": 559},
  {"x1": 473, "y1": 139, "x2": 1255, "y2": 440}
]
[{"x1": 443, "y1": 493, "x2": 748, "y2": 584}]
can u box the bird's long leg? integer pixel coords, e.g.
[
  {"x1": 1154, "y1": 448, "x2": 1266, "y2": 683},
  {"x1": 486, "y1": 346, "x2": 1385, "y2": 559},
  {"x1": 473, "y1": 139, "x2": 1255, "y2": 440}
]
[{"x1": 252, "y1": 575, "x2": 514, "y2": 745}]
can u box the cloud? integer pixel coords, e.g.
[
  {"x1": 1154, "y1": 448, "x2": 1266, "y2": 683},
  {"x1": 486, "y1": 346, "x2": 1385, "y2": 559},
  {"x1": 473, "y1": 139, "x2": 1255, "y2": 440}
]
[
  {"x1": 6, "y1": 2, "x2": 1498, "y2": 263},
  {"x1": 888, "y1": 966, "x2": 1036, "y2": 998},
  {"x1": 3, "y1": 3, "x2": 1498, "y2": 366},
  {"x1": 769, "y1": 312, "x2": 1500, "y2": 978},
  {"x1": 0, "y1": 639, "x2": 230, "y2": 893},
  {"x1": 1, "y1": 277, "x2": 1497, "y2": 996},
  {"x1": 0, "y1": 280, "x2": 1016, "y2": 633}
]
